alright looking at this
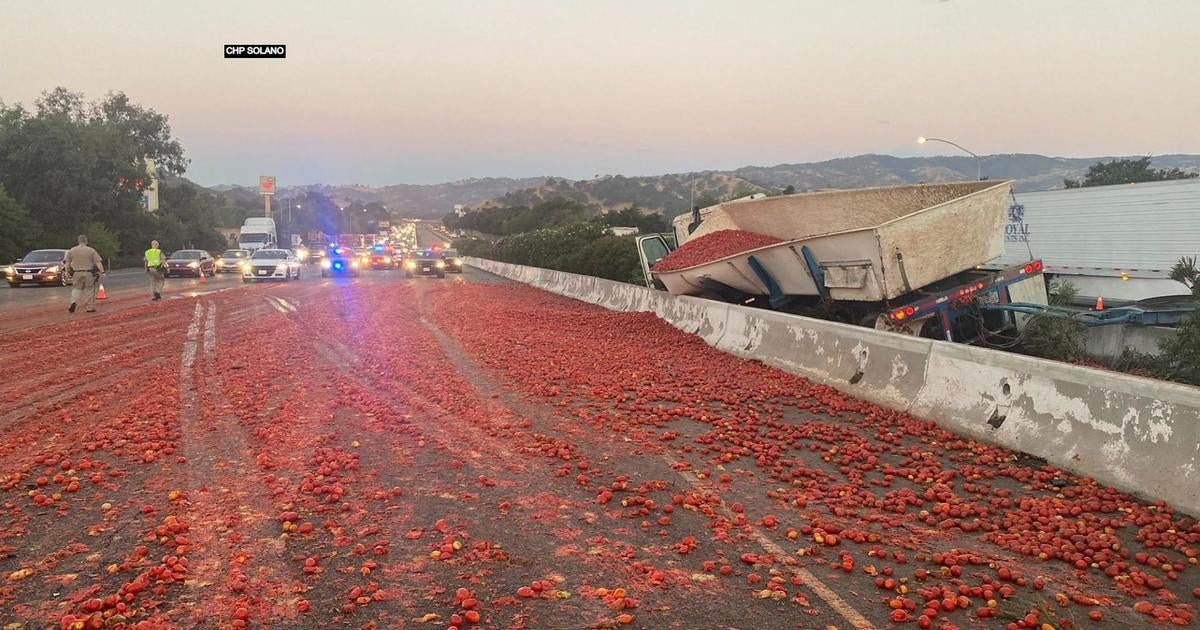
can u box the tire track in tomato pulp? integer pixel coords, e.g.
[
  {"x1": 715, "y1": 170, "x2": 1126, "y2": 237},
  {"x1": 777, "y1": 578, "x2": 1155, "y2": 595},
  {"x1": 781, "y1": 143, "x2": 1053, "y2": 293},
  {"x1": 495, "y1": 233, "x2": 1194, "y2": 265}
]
[{"x1": 416, "y1": 278, "x2": 1200, "y2": 628}]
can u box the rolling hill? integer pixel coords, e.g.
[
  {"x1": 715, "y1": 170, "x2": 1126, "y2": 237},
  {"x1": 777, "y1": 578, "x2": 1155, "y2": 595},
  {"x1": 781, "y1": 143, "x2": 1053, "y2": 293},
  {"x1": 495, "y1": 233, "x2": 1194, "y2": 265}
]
[{"x1": 202, "y1": 154, "x2": 1200, "y2": 220}]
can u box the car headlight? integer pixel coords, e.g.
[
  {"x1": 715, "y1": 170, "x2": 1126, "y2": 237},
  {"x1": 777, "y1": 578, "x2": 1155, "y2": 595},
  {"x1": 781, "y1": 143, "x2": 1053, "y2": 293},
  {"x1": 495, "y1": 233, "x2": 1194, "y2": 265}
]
[
  {"x1": 383, "y1": 256, "x2": 391, "y2": 263},
  {"x1": 44, "y1": 265, "x2": 60, "y2": 273},
  {"x1": 188, "y1": 261, "x2": 199, "y2": 268},
  {"x1": 217, "y1": 258, "x2": 225, "y2": 266},
  {"x1": 297, "y1": 250, "x2": 308, "y2": 260},
  {"x1": 351, "y1": 260, "x2": 359, "y2": 268},
  {"x1": 405, "y1": 260, "x2": 416, "y2": 269},
  {"x1": 435, "y1": 261, "x2": 445, "y2": 269},
  {"x1": 454, "y1": 259, "x2": 462, "y2": 266},
  {"x1": 320, "y1": 259, "x2": 332, "y2": 269}
]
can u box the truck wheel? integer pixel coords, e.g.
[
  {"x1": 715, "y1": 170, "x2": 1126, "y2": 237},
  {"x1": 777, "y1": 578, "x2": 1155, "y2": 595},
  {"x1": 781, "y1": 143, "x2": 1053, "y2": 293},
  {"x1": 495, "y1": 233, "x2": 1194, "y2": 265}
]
[{"x1": 860, "y1": 312, "x2": 886, "y2": 329}]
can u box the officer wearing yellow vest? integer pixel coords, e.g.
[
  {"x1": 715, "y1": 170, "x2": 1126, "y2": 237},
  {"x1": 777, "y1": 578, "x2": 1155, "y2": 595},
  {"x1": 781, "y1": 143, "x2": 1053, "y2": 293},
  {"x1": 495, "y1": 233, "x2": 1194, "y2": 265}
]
[{"x1": 144, "y1": 240, "x2": 166, "y2": 301}]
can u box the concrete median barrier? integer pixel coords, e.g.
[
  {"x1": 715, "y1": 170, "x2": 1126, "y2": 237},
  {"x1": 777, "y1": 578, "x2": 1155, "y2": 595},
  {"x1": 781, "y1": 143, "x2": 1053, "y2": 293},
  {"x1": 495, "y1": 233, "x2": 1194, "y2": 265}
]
[{"x1": 466, "y1": 257, "x2": 1200, "y2": 515}]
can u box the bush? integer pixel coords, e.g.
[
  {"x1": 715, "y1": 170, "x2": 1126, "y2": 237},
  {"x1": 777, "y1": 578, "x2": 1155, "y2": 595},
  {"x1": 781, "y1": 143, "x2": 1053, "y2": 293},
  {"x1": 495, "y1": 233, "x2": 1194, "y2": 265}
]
[
  {"x1": 460, "y1": 221, "x2": 643, "y2": 285},
  {"x1": 1023, "y1": 281, "x2": 1085, "y2": 362},
  {"x1": 1151, "y1": 256, "x2": 1200, "y2": 385}
]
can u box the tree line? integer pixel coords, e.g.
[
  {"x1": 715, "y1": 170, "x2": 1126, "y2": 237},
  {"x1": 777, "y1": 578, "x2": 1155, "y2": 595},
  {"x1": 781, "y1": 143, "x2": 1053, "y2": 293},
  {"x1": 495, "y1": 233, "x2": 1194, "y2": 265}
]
[{"x1": 0, "y1": 88, "x2": 405, "y2": 265}]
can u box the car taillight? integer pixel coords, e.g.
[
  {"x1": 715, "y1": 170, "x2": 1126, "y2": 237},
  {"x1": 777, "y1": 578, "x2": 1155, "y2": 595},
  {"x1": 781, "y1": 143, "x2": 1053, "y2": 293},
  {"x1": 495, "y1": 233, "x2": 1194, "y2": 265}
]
[
  {"x1": 1023, "y1": 264, "x2": 1033, "y2": 274},
  {"x1": 1033, "y1": 260, "x2": 1042, "y2": 271}
]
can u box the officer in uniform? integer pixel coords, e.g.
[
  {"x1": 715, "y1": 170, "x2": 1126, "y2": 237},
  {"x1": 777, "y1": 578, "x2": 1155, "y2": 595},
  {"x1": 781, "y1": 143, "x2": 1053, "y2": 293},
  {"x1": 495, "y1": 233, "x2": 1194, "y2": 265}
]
[
  {"x1": 144, "y1": 239, "x2": 166, "y2": 300},
  {"x1": 65, "y1": 234, "x2": 105, "y2": 313}
]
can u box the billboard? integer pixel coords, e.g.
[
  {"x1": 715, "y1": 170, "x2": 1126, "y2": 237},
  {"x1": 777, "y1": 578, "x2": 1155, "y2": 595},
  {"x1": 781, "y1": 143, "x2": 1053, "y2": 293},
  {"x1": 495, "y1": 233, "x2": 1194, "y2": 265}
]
[{"x1": 259, "y1": 176, "x2": 276, "y2": 195}]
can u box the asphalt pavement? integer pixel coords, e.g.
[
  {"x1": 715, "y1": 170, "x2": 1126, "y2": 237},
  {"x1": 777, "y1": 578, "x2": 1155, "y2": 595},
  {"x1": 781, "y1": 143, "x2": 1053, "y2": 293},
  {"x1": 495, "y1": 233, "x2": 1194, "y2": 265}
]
[{"x1": 0, "y1": 224, "x2": 1197, "y2": 629}]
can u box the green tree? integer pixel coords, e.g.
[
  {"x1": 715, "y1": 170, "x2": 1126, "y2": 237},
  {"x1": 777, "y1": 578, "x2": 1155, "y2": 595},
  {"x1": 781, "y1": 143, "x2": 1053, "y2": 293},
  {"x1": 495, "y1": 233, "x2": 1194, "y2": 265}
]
[
  {"x1": 1064, "y1": 157, "x2": 1198, "y2": 188},
  {"x1": 79, "y1": 221, "x2": 121, "y2": 265},
  {"x1": 782, "y1": 185, "x2": 796, "y2": 195},
  {"x1": 0, "y1": 185, "x2": 39, "y2": 263},
  {"x1": 0, "y1": 88, "x2": 190, "y2": 264}
]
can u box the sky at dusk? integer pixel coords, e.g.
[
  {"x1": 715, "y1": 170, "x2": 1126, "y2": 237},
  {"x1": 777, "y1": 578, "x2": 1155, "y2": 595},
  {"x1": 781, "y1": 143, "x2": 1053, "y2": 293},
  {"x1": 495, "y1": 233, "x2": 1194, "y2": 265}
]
[{"x1": 2, "y1": 0, "x2": 1198, "y2": 186}]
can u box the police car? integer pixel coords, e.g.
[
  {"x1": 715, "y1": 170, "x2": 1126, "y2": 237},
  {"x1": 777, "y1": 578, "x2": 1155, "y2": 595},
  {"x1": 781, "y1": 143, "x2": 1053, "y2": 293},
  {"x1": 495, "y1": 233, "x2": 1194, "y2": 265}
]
[
  {"x1": 242, "y1": 249, "x2": 301, "y2": 282},
  {"x1": 320, "y1": 246, "x2": 361, "y2": 277},
  {"x1": 404, "y1": 249, "x2": 446, "y2": 278}
]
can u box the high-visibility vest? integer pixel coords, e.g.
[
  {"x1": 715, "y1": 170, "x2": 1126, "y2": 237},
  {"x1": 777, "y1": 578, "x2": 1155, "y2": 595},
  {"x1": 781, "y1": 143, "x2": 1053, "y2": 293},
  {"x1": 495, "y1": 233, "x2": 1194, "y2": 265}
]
[{"x1": 145, "y1": 248, "x2": 163, "y2": 267}]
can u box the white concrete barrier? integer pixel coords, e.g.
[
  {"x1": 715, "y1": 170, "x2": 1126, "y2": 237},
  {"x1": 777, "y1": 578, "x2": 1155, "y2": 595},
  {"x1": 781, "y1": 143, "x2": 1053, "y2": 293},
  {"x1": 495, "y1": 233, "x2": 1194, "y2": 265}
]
[{"x1": 466, "y1": 257, "x2": 1200, "y2": 516}]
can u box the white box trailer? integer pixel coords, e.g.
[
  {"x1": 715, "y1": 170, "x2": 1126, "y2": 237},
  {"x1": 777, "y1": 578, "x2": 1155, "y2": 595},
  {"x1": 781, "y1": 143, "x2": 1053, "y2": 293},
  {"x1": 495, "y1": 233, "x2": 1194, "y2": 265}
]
[{"x1": 985, "y1": 178, "x2": 1200, "y2": 305}]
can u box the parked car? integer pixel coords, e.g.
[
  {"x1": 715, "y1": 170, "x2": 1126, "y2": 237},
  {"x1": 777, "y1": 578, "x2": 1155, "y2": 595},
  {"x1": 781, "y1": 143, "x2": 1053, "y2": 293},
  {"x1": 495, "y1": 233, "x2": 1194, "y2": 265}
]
[
  {"x1": 164, "y1": 250, "x2": 215, "y2": 277},
  {"x1": 5, "y1": 249, "x2": 69, "y2": 287},
  {"x1": 242, "y1": 248, "x2": 301, "y2": 282},
  {"x1": 214, "y1": 249, "x2": 251, "y2": 274}
]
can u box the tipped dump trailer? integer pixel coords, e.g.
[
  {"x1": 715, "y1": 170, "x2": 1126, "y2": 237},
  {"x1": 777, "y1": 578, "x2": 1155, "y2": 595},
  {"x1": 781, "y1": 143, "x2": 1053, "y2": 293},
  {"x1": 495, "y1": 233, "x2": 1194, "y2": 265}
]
[{"x1": 637, "y1": 181, "x2": 1049, "y2": 342}]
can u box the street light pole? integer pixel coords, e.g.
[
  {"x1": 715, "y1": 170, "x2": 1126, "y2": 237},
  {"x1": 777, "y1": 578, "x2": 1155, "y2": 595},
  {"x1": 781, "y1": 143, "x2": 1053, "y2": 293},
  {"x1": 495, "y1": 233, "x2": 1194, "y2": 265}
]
[{"x1": 918, "y1": 136, "x2": 983, "y2": 181}]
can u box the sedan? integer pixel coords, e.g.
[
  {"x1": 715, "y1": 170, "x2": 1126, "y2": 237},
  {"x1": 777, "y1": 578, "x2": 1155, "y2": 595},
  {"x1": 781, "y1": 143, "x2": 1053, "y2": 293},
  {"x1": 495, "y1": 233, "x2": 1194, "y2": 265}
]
[
  {"x1": 5, "y1": 249, "x2": 69, "y2": 287},
  {"x1": 441, "y1": 248, "x2": 464, "y2": 273},
  {"x1": 404, "y1": 249, "x2": 446, "y2": 278},
  {"x1": 164, "y1": 250, "x2": 216, "y2": 277},
  {"x1": 242, "y1": 249, "x2": 302, "y2": 282},
  {"x1": 214, "y1": 249, "x2": 251, "y2": 274}
]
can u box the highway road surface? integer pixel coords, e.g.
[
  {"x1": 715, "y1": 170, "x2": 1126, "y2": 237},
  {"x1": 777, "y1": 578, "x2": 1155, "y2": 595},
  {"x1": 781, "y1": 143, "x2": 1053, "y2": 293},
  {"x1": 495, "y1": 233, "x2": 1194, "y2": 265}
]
[{"x1": 0, "y1": 226, "x2": 1197, "y2": 629}]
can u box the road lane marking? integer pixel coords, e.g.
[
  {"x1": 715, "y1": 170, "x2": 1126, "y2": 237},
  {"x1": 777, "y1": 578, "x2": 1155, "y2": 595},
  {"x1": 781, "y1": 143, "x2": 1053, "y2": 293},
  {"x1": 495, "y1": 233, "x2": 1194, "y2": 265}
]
[
  {"x1": 203, "y1": 302, "x2": 216, "y2": 356},
  {"x1": 410, "y1": 281, "x2": 874, "y2": 629},
  {"x1": 659, "y1": 451, "x2": 875, "y2": 629},
  {"x1": 181, "y1": 302, "x2": 203, "y2": 374}
]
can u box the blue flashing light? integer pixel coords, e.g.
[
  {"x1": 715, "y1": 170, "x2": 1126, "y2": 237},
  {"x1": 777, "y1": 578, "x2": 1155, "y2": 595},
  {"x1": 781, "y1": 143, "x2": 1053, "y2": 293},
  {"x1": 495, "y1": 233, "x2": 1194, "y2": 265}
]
[{"x1": 333, "y1": 261, "x2": 344, "y2": 271}]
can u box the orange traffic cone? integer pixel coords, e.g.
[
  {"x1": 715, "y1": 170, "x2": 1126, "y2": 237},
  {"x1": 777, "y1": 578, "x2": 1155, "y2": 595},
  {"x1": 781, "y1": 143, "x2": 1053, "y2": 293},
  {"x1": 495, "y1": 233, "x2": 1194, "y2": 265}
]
[
  {"x1": 1094, "y1": 296, "x2": 1103, "y2": 311},
  {"x1": 198, "y1": 268, "x2": 207, "y2": 284},
  {"x1": 96, "y1": 283, "x2": 107, "y2": 300}
]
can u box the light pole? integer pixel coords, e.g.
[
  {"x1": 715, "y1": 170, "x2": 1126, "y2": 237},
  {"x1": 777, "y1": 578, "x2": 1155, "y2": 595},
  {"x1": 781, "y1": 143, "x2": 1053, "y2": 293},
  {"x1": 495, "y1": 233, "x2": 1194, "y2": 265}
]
[{"x1": 918, "y1": 136, "x2": 983, "y2": 181}]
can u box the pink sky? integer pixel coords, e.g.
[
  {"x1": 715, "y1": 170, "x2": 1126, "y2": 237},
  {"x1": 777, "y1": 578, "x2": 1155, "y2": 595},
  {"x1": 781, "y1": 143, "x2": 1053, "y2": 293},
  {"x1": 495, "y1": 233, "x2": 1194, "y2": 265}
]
[{"x1": 2, "y1": 0, "x2": 1198, "y2": 185}]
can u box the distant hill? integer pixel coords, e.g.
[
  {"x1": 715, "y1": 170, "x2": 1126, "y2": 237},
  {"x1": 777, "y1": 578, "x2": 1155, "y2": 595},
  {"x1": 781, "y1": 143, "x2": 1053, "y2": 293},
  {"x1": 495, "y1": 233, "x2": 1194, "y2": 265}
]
[
  {"x1": 476, "y1": 173, "x2": 770, "y2": 213},
  {"x1": 206, "y1": 177, "x2": 548, "y2": 219},
  {"x1": 198, "y1": 153, "x2": 1200, "y2": 221},
  {"x1": 732, "y1": 153, "x2": 1200, "y2": 193},
  {"x1": 469, "y1": 153, "x2": 1200, "y2": 217}
]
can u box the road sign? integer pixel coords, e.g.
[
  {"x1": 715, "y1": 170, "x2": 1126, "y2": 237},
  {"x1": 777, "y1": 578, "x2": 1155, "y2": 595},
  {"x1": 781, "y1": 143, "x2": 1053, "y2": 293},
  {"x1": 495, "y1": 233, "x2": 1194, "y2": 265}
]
[
  {"x1": 378, "y1": 221, "x2": 390, "y2": 228},
  {"x1": 259, "y1": 176, "x2": 276, "y2": 195}
]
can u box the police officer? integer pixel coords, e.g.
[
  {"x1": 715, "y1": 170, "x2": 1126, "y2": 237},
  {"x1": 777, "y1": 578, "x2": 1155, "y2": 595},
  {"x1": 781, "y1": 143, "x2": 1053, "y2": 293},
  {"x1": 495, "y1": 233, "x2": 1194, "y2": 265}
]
[
  {"x1": 144, "y1": 239, "x2": 166, "y2": 300},
  {"x1": 65, "y1": 234, "x2": 105, "y2": 313}
]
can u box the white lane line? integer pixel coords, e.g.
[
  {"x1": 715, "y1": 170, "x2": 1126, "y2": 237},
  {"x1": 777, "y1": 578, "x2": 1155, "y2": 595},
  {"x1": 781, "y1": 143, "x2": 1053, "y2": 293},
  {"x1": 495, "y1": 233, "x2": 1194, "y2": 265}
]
[
  {"x1": 660, "y1": 451, "x2": 875, "y2": 629},
  {"x1": 277, "y1": 297, "x2": 296, "y2": 312},
  {"x1": 203, "y1": 302, "x2": 216, "y2": 356},
  {"x1": 182, "y1": 302, "x2": 204, "y2": 375}
]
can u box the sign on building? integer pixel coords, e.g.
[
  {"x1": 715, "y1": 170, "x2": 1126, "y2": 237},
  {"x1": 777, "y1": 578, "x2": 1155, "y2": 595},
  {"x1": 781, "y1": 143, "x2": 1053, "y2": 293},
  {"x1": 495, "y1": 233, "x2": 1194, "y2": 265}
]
[
  {"x1": 140, "y1": 157, "x2": 160, "y2": 212},
  {"x1": 1005, "y1": 202, "x2": 1030, "y2": 243}
]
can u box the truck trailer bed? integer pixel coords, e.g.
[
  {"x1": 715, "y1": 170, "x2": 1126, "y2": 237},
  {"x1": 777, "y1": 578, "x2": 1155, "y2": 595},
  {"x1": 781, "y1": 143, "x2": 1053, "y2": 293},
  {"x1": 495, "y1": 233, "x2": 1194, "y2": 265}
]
[{"x1": 652, "y1": 181, "x2": 1012, "y2": 302}]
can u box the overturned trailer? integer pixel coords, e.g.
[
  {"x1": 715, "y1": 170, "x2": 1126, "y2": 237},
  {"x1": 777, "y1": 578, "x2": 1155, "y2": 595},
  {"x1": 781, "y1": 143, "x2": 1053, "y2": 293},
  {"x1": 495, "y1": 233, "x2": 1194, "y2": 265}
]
[{"x1": 637, "y1": 181, "x2": 1049, "y2": 342}]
